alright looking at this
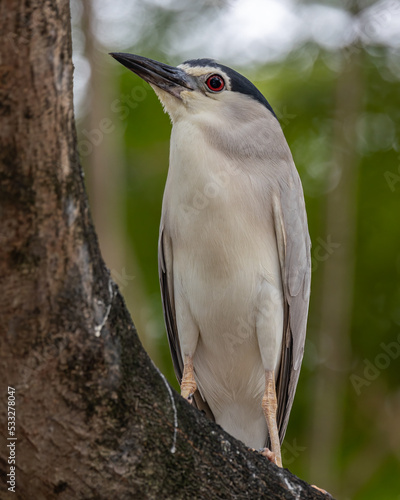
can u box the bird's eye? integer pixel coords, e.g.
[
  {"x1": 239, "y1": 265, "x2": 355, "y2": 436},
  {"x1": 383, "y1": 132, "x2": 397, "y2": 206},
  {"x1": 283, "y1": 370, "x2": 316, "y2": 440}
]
[{"x1": 206, "y1": 75, "x2": 225, "y2": 92}]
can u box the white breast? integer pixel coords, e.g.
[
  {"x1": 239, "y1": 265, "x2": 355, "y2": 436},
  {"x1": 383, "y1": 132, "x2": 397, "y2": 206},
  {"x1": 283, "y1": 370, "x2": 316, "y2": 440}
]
[{"x1": 162, "y1": 119, "x2": 284, "y2": 449}]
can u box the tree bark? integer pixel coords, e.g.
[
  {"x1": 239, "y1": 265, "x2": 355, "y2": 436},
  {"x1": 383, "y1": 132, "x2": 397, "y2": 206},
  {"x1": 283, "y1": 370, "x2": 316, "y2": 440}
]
[{"x1": 0, "y1": 1, "x2": 330, "y2": 498}]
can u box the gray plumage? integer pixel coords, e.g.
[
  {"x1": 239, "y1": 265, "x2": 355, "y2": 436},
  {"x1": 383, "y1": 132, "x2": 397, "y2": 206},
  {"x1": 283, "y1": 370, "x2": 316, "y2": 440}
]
[{"x1": 111, "y1": 53, "x2": 311, "y2": 453}]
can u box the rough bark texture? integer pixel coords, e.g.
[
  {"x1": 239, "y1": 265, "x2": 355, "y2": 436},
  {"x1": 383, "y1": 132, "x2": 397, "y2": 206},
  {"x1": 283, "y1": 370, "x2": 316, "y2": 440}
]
[{"x1": 0, "y1": 1, "x2": 331, "y2": 498}]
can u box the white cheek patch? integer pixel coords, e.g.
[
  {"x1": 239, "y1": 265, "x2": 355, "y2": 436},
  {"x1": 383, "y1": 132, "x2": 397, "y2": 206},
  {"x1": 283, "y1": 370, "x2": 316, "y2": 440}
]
[
  {"x1": 178, "y1": 64, "x2": 231, "y2": 90},
  {"x1": 178, "y1": 64, "x2": 218, "y2": 77}
]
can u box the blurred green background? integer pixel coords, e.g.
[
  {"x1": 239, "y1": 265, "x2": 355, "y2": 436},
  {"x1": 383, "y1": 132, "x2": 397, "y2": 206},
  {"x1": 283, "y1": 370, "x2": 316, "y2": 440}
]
[{"x1": 71, "y1": 0, "x2": 400, "y2": 497}]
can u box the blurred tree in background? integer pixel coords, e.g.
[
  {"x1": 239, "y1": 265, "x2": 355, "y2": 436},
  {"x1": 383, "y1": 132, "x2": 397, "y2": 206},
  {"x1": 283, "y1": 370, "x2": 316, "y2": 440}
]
[{"x1": 71, "y1": 0, "x2": 400, "y2": 498}]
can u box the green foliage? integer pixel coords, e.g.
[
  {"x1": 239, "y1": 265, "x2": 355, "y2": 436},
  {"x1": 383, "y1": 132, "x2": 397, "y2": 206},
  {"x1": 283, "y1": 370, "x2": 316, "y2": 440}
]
[
  {"x1": 116, "y1": 47, "x2": 400, "y2": 495},
  {"x1": 78, "y1": 9, "x2": 400, "y2": 489}
]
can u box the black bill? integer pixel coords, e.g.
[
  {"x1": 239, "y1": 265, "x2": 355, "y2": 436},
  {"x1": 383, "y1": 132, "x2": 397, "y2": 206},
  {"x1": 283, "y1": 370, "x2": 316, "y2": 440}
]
[{"x1": 110, "y1": 53, "x2": 194, "y2": 99}]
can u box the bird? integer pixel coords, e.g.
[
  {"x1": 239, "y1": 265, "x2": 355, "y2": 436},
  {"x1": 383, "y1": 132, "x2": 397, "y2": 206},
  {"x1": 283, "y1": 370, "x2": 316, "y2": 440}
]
[{"x1": 110, "y1": 53, "x2": 311, "y2": 467}]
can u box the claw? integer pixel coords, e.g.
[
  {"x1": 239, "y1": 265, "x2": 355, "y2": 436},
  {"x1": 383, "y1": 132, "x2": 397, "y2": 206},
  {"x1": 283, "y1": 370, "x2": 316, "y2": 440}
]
[
  {"x1": 181, "y1": 355, "x2": 197, "y2": 402},
  {"x1": 311, "y1": 485, "x2": 330, "y2": 496},
  {"x1": 259, "y1": 447, "x2": 277, "y2": 465}
]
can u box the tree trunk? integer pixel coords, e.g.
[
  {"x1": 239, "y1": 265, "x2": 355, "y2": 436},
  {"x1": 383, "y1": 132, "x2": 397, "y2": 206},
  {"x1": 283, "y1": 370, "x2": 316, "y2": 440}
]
[
  {"x1": 309, "y1": 44, "x2": 362, "y2": 496},
  {"x1": 0, "y1": 1, "x2": 330, "y2": 498}
]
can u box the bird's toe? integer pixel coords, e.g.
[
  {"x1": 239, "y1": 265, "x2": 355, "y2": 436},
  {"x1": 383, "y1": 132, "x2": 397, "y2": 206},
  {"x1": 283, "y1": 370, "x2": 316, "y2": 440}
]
[
  {"x1": 259, "y1": 447, "x2": 277, "y2": 464},
  {"x1": 311, "y1": 485, "x2": 331, "y2": 496}
]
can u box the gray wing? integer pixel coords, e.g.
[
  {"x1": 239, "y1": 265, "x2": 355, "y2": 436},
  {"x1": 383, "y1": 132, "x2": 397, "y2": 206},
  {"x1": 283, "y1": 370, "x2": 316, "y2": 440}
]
[
  {"x1": 158, "y1": 227, "x2": 214, "y2": 419},
  {"x1": 272, "y1": 168, "x2": 311, "y2": 444},
  {"x1": 158, "y1": 227, "x2": 182, "y2": 382}
]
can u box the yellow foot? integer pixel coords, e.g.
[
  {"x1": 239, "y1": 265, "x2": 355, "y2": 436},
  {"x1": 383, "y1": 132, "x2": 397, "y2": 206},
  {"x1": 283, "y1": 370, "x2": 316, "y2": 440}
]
[
  {"x1": 181, "y1": 355, "x2": 197, "y2": 403},
  {"x1": 261, "y1": 370, "x2": 282, "y2": 467},
  {"x1": 311, "y1": 485, "x2": 330, "y2": 496},
  {"x1": 259, "y1": 447, "x2": 280, "y2": 466},
  {"x1": 181, "y1": 387, "x2": 196, "y2": 403}
]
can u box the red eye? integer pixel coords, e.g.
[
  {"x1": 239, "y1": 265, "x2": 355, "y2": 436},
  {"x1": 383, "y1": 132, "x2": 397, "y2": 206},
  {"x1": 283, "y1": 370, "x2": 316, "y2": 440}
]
[{"x1": 206, "y1": 75, "x2": 225, "y2": 92}]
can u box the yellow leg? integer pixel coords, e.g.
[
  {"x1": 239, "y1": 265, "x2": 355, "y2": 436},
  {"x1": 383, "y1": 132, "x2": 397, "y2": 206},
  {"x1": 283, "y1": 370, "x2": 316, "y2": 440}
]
[
  {"x1": 262, "y1": 370, "x2": 282, "y2": 467},
  {"x1": 181, "y1": 355, "x2": 197, "y2": 402}
]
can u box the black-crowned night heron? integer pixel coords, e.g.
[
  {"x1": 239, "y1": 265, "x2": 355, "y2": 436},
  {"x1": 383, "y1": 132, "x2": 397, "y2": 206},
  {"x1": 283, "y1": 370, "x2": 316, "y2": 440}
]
[{"x1": 111, "y1": 53, "x2": 311, "y2": 467}]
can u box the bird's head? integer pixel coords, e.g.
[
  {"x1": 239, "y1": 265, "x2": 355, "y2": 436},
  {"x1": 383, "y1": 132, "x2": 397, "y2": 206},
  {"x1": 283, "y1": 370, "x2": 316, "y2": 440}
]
[{"x1": 110, "y1": 53, "x2": 277, "y2": 128}]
